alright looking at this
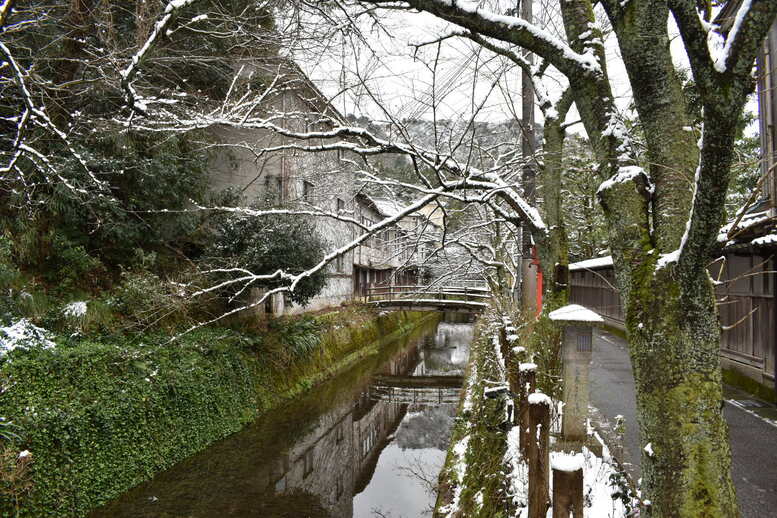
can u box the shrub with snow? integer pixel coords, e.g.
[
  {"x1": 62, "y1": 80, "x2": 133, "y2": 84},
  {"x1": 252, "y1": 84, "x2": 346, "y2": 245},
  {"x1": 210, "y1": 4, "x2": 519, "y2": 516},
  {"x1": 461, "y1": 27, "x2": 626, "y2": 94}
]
[{"x1": 0, "y1": 319, "x2": 56, "y2": 360}]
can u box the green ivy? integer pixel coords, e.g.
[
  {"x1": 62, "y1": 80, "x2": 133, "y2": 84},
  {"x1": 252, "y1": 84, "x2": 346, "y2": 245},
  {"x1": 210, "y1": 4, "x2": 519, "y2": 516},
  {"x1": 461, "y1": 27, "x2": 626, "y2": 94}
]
[
  {"x1": 0, "y1": 328, "x2": 262, "y2": 518},
  {"x1": 0, "y1": 308, "x2": 433, "y2": 517}
]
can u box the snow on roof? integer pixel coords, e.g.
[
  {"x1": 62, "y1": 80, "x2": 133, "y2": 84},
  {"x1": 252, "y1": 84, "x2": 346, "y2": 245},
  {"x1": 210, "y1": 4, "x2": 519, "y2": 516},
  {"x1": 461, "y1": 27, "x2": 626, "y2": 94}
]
[
  {"x1": 751, "y1": 234, "x2": 777, "y2": 246},
  {"x1": 717, "y1": 210, "x2": 770, "y2": 242},
  {"x1": 371, "y1": 197, "x2": 403, "y2": 218},
  {"x1": 548, "y1": 304, "x2": 604, "y2": 323},
  {"x1": 569, "y1": 256, "x2": 613, "y2": 271}
]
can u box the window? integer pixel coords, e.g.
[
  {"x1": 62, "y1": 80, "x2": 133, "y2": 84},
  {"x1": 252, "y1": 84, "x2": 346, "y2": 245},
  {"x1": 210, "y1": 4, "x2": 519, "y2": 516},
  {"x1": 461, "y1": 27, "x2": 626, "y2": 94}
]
[
  {"x1": 337, "y1": 198, "x2": 345, "y2": 213},
  {"x1": 336, "y1": 253, "x2": 344, "y2": 272},
  {"x1": 303, "y1": 180, "x2": 314, "y2": 203},
  {"x1": 265, "y1": 175, "x2": 283, "y2": 203}
]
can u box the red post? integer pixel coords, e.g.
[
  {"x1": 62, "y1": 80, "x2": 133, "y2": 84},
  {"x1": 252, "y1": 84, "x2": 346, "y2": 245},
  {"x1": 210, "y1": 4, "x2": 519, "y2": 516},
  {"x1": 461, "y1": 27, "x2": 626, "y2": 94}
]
[{"x1": 531, "y1": 245, "x2": 543, "y2": 317}]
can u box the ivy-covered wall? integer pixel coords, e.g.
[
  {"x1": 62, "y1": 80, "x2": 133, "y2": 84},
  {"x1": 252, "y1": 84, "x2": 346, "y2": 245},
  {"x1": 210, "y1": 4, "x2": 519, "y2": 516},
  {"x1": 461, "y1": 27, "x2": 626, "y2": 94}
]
[{"x1": 0, "y1": 308, "x2": 433, "y2": 517}]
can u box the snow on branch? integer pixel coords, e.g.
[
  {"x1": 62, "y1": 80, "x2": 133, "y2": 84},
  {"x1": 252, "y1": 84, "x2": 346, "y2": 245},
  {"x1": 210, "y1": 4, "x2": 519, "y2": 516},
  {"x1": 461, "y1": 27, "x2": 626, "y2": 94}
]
[
  {"x1": 126, "y1": 109, "x2": 547, "y2": 234},
  {"x1": 120, "y1": 0, "x2": 198, "y2": 115},
  {"x1": 0, "y1": 41, "x2": 107, "y2": 193},
  {"x1": 369, "y1": 0, "x2": 602, "y2": 78},
  {"x1": 174, "y1": 189, "x2": 444, "y2": 339}
]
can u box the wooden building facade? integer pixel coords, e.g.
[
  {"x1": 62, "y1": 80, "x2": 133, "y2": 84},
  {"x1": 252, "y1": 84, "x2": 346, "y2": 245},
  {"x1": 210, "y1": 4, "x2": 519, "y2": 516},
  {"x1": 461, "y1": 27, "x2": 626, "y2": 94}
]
[{"x1": 569, "y1": 249, "x2": 776, "y2": 396}]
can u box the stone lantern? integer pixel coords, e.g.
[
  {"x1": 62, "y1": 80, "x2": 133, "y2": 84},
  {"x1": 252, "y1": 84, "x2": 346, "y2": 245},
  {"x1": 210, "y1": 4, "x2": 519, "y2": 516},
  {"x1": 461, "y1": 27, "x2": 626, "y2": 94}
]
[{"x1": 548, "y1": 304, "x2": 603, "y2": 444}]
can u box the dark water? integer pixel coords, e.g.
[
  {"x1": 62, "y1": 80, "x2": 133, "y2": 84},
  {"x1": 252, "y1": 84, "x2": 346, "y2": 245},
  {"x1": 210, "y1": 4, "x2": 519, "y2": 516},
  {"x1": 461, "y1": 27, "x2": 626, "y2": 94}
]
[{"x1": 91, "y1": 313, "x2": 474, "y2": 518}]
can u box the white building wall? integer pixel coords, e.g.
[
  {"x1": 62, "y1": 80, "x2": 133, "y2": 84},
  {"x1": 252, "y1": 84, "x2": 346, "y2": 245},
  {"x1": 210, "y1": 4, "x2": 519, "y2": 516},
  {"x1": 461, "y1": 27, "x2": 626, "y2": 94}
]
[{"x1": 205, "y1": 66, "x2": 356, "y2": 317}]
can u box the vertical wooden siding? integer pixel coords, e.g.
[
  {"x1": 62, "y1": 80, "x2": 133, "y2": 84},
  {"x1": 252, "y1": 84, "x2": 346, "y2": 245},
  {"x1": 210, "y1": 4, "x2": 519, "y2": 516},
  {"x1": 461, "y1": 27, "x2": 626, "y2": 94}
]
[
  {"x1": 568, "y1": 268, "x2": 624, "y2": 325},
  {"x1": 714, "y1": 254, "x2": 775, "y2": 379},
  {"x1": 569, "y1": 254, "x2": 775, "y2": 384}
]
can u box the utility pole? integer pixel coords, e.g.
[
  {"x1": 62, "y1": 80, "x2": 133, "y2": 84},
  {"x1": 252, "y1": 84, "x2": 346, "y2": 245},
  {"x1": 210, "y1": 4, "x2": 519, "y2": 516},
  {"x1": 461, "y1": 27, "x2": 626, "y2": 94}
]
[{"x1": 520, "y1": 0, "x2": 538, "y2": 313}]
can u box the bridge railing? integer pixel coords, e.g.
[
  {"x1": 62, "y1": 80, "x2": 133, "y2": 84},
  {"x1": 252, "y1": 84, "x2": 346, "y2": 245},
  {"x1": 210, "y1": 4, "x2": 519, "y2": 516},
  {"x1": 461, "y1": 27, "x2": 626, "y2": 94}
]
[{"x1": 363, "y1": 284, "x2": 491, "y2": 304}]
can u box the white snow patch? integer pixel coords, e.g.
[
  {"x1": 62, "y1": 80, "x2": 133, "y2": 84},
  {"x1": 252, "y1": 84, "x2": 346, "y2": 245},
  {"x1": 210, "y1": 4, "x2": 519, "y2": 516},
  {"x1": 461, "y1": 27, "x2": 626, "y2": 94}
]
[
  {"x1": 710, "y1": 0, "x2": 752, "y2": 73},
  {"x1": 751, "y1": 233, "x2": 777, "y2": 246},
  {"x1": 569, "y1": 256, "x2": 613, "y2": 271},
  {"x1": 528, "y1": 392, "x2": 552, "y2": 406},
  {"x1": 644, "y1": 442, "x2": 654, "y2": 457},
  {"x1": 548, "y1": 304, "x2": 603, "y2": 323},
  {"x1": 655, "y1": 249, "x2": 680, "y2": 271},
  {"x1": 0, "y1": 319, "x2": 56, "y2": 359},
  {"x1": 597, "y1": 166, "x2": 647, "y2": 194},
  {"x1": 440, "y1": 434, "x2": 471, "y2": 518},
  {"x1": 551, "y1": 452, "x2": 584, "y2": 472},
  {"x1": 519, "y1": 362, "x2": 537, "y2": 372},
  {"x1": 63, "y1": 301, "x2": 88, "y2": 318},
  {"x1": 17, "y1": 450, "x2": 31, "y2": 459}
]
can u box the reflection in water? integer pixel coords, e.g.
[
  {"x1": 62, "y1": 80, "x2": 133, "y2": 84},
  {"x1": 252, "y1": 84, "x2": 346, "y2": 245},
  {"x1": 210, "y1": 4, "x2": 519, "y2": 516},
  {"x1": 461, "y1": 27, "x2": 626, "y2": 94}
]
[{"x1": 91, "y1": 314, "x2": 473, "y2": 518}]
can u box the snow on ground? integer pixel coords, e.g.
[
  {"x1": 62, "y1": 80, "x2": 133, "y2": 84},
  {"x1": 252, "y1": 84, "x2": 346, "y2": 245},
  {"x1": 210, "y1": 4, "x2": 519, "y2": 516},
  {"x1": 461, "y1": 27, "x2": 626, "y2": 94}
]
[
  {"x1": 504, "y1": 425, "x2": 529, "y2": 510},
  {"x1": 505, "y1": 422, "x2": 632, "y2": 518},
  {"x1": 439, "y1": 432, "x2": 471, "y2": 518},
  {"x1": 0, "y1": 319, "x2": 56, "y2": 359}
]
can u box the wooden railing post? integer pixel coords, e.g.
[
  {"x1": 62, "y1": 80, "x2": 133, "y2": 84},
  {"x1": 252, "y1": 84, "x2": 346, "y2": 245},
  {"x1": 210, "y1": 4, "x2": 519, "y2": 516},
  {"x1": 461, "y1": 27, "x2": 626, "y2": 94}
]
[
  {"x1": 499, "y1": 325, "x2": 509, "y2": 361},
  {"x1": 528, "y1": 392, "x2": 551, "y2": 518},
  {"x1": 552, "y1": 454, "x2": 584, "y2": 518},
  {"x1": 518, "y1": 363, "x2": 536, "y2": 458},
  {"x1": 509, "y1": 345, "x2": 526, "y2": 400}
]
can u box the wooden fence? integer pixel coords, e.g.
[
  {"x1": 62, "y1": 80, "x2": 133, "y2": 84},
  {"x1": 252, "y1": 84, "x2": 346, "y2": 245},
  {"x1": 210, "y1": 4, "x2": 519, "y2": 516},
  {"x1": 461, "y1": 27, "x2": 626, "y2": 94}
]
[{"x1": 569, "y1": 253, "x2": 776, "y2": 393}]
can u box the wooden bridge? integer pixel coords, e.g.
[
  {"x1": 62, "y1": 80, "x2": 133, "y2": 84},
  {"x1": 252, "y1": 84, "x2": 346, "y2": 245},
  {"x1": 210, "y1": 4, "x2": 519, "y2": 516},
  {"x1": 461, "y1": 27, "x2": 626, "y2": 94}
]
[
  {"x1": 363, "y1": 284, "x2": 491, "y2": 313},
  {"x1": 368, "y1": 374, "x2": 464, "y2": 405}
]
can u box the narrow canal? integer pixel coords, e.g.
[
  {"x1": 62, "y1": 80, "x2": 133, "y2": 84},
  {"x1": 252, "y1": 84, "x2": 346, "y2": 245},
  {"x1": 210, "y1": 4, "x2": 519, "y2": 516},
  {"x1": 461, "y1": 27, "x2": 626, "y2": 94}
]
[{"x1": 91, "y1": 312, "x2": 474, "y2": 518}]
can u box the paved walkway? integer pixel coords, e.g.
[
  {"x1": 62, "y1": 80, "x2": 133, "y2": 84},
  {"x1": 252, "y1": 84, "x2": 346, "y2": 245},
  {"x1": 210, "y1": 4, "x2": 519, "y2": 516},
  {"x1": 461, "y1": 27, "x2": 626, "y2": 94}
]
[{"x1": 590, "y1": 329, "x2": 777, "y2": 517}]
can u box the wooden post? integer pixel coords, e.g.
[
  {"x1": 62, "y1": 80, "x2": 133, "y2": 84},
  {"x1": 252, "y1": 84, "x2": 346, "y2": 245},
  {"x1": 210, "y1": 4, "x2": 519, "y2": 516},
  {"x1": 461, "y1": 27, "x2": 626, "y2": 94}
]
[
  {"x1": 528, "y1": 393, "x2": 551, "y2": 518},
  {"x1": 499, "y1": 326, "x2": 509, "y2": 361},
  {"x1": 552, "y1": 454, "x2": 584, "y2": 518},
  {"x1": 509, "y1": 345, "x2": 526, "y2": 397},
  {"x1": 518, "y1": 362, "x2": 536, "y2": 457}
]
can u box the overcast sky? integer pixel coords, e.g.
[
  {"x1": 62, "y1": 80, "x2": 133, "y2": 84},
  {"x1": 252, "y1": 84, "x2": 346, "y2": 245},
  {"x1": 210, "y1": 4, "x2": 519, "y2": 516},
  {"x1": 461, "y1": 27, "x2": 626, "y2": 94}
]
[{"x1": 291, "y1": 1, "x2": 757, "y2": 138}]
